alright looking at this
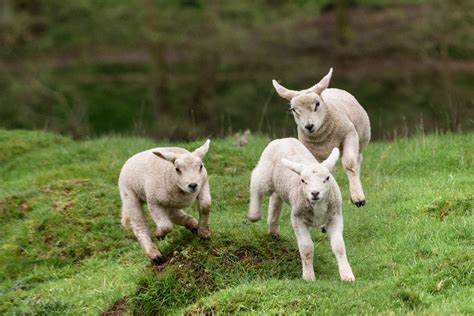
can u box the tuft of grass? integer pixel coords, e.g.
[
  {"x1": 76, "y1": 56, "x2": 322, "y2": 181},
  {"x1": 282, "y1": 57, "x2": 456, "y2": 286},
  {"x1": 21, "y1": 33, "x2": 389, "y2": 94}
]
[
  {"x1": 0, "y1": 129, "x2": 472, "y2": 314},
  {"x1": 425, "y1": 195, "x2": 473, "y2": 219}
]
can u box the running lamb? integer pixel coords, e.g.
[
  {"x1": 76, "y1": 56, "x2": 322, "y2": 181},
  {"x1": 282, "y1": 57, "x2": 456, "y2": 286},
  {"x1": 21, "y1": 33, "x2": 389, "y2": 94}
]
[{"x1": 248, "y1": 138, "x2": 355, "y2": 282}]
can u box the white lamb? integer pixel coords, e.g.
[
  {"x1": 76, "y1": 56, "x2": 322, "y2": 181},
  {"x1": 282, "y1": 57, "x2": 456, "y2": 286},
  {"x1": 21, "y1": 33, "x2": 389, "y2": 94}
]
[
  {"x1": 272, "y1": 68, "x2": 370, "y2": 207},
  {"x1": 118, "y1": 140, "x2": 212, "y2": 264},
  {"x1": 247, "y1": 138, "x2": 355, "y2": 282}
]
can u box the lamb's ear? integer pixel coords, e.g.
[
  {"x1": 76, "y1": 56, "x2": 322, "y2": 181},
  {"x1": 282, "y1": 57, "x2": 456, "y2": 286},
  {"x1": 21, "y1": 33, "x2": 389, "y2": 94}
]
[
  {"x1": 272, "y1": 80, "x2": 298, "y2": 101},
  {"x1": 308, "y1": 68, "x2": 333, "y2": 95},
  {"x1": 281, "y1": 158, "x2": 304, "y2": 175},
  {"x1": 321, "y1": 147, "x2": 340, "y2": 171},
  {"x1": 193, "y1": 139, "x2": 210, "y2": 159},
  {"x1": 153, "y1": 150, "x2": 177, "y2": 164}
]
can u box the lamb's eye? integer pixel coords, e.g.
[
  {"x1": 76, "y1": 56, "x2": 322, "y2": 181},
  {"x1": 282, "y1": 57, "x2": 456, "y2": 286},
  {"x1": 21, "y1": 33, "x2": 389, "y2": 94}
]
[
  {"x1": 326, "y1": 176, "x2": 330, "y2": 181},
  {"x1": 314, "y1": 102, "x2": 320, "y2": 111},
  {"x1": 199, "y1": 164, "x2": 203, "y2": 171},
  {"x1": 175, "y1": 168, "x2": 181, "y2": 174},
  {"x1": 301, "y1": 179, "x2": 306, "y2": 184}
]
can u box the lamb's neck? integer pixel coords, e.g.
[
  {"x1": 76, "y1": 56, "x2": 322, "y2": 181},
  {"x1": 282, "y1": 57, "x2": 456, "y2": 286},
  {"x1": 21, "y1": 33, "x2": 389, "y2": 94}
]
[
  {"x1": 310, "y1": 199, "x2": 329, "y2": 227},
  {"x1": 291, "y1": 189, "x2": 330, "y2": 226},
  {"x1": 298, "y1": 110, "x2": 336, "y2": 146},
  {"x1": 311, "y1": 188, "x2": 332, "y2": 226}
]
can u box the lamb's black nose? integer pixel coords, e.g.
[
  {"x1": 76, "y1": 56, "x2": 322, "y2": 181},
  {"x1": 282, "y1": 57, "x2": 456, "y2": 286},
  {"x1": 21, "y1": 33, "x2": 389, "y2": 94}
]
[
  {"x1": 188, "y1": 183, "x2": 198, "y2": 191},
  {"x1": 311, "y1": 191, "x2": 320, "y2": 199},
  {"x1": 305, "y1": 124, "x2": 314, "y2": 132}
]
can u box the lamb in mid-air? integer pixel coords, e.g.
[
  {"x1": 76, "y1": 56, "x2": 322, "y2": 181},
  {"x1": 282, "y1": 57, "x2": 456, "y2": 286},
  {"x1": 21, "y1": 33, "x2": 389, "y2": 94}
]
[
  {"x1": 272, "y1": 68, "x2": 370, "y2": 207},
  {"x1": 247, "y1": 138, "x2": 355, "y2": 282},
  {"x1": 118, "y1": 140, "x2": 212, "y2": 264}
]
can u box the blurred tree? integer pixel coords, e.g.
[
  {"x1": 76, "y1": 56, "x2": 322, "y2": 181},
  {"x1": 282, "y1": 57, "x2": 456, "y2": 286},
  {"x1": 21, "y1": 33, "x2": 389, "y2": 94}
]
[
  {"x1": 0, "y1": 0, "x2": 14, "y2": 28},
  {"x1": 1, "y1": 0, "x2": 473, "y2": 140},
  {"x1": 414, "y1": 0, "x2": 474, "y2": 131},
  {"x1": 335, "y1": 0, "x2": 352, "y2": 46},
  {"x1": 142, "y1": 0, "x2": 169, "y2": 127},
  {"x1": 190, "y1": 0, "x2": 221, "y2": 133}
]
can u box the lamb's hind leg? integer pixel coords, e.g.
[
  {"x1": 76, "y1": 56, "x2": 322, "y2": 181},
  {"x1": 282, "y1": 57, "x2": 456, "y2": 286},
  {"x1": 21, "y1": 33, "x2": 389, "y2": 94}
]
[
  {"x1": 122, "y1": 192, "x2": 164, "y2": 264},
  {"x1": 121, "y1": 192, "x2": 131, "y2": 228},
  {"x1": 357, "y1": 154, "x2": 363, "y2": 180},
  {"x1": 267, "y1": 193, "x2": 283, "y2": 237},
  {"x1": 247, "y1": 168, "x2": 265, "y2": 222},
  {"x1": 342, "y1": 133, "x2": 366, "y2": 207}
]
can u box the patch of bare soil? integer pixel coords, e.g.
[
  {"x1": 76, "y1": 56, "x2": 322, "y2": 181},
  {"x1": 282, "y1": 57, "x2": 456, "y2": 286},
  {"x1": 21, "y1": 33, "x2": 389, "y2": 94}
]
[{"x1": 102, "y1": 297, "x2": 128, "y2": 316}]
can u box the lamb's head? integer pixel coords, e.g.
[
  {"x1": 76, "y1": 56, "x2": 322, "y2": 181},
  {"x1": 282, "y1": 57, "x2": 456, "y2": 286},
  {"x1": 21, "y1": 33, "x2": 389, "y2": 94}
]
[
  {"x1": 281, "y1": 148, "x2": 339, "y2": 205},
  {"x1": 153, "y1": 139, "x2": 210, "y2": 194},
  {"x1": 272, "y1": 68, "x2": 333, "y2": 135}
]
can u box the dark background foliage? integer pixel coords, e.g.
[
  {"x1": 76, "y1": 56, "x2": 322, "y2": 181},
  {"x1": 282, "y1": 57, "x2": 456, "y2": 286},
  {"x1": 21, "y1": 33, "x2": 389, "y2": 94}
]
[{"x1": 1, "y1": 0, "x2": 473, "y2": 140}]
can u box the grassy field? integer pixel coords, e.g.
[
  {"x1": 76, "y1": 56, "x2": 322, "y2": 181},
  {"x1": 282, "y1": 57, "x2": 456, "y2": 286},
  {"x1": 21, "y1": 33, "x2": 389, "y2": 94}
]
[{"x1": 0, "y1": 129, "x2": 472, "y2": 314}]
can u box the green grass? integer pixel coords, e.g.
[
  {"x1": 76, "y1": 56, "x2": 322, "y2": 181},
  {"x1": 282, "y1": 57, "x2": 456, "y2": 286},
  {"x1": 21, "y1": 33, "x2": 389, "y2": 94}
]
[{"x1": 0, "y1": 129, "x2": 472, "y2": 314}]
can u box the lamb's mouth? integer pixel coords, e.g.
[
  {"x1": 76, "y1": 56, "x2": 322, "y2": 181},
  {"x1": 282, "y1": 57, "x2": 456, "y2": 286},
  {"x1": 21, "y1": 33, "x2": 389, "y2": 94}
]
[
  {"x1": 178, "y1": 186, "x2": 195, "y2": 194},
  {"x1": 302, "y1": 128, "x2": 318, "y2": 136},
  {"x1": 309, "y1": 197, "x2": 320, "y2": 204}
]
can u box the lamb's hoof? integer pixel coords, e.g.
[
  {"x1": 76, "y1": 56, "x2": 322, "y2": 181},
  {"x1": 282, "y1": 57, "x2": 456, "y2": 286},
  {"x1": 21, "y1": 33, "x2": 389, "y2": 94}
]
[
  {"x1": 155, "y1": 234, "x2": 166, "y2": 240},
  {"x1": 189, "y1": 227, "x2": 198, "y2": 234},
  {"x1": 247, "y1": 214, "x2": 261, "y2": 222},
  {"x1": 151, "y1": 255, "x2": 166, "y2": 265},
  {"x1": 340, "y1": 272, "x2": 356, "y2": 283},
  {"x1": 270, "y1": 233, "x2": 280, "y2": 240},
  {"x1": 353, "y1": 200, "x2": 366, "y2": 207},
  {"x1": 197, "y1": 228, "x2": 211, "y2": 239},
  {"x1": 302, "y1": 274, "x2": 316, "y2": 282},
  {"x1": 155, "y1": 227, "x2": 172, "y2": 240}
]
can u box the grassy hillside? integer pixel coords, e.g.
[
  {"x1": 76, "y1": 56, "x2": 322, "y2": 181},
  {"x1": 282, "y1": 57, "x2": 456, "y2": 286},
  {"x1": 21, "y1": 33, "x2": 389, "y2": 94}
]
[{"x1": 0, "y1": 129, "x2": 472, "y2": 314}]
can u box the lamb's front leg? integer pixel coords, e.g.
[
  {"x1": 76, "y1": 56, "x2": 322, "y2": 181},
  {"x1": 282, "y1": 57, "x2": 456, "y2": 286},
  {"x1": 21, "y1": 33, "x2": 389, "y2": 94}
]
[
  {"x1": 291, "y1": 213, "x2": 315, "y2": 281},
  {"x1": 169, "y1": 209, "x2": 198, "y2": 233},
  {"x1": 342, "y1": 132, "x2": 366, "y2": 207},
  {"x1": 148, "y1": 202, "x2": 174, "y2": 240},
  {"x1": 326, "y1": 213, "x2": 355, "y2": 282},
  {"x1": 197, "y1": 180, "x2": 212, "y2": 238}
]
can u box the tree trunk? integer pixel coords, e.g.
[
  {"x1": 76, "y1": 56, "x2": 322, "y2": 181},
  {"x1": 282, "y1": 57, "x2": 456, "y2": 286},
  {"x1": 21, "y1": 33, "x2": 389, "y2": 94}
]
[
  {"x1": 148, "y1": 44, "x2": 168, "y2": 122},
  {"x1": 0, "y1": 0, "x2": 14, "y2": 28},
  {"x1": 190, "y1": 0, "x2": 220, "y2": 131},
  {"x1": 335, "y1": 0, "x2": 352, "y2": 46},
  {"x1": 143, "y1": 0, "x2": 168, "y2": 122}
]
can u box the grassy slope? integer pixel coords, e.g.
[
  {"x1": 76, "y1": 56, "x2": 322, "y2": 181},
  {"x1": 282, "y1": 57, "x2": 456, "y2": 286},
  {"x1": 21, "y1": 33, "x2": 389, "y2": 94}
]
[{"x1": 0, "y1": 129, "x2": 472, "y2": 314}]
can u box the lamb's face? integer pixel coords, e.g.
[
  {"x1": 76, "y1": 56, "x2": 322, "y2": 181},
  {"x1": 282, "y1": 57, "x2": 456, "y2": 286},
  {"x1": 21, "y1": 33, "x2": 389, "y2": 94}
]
[
  {"x1": 299, "y1": 164, "x2": 332, "y2": 204},
  {"x1": 281, "y1": 147, "x2": 340, "y2": 205},
  {"x1": 272, "y1": 68, "x2": 333, "y2": 135},
  {"x1": 290, "y1": 92, "x2": 327, "y2": 135},
  {"x1": 152, "y1": 139, "x2": 210, "y2": 194},
  {"x1": 173, "y1": 154, "x2": 206, "y2": 194}
]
